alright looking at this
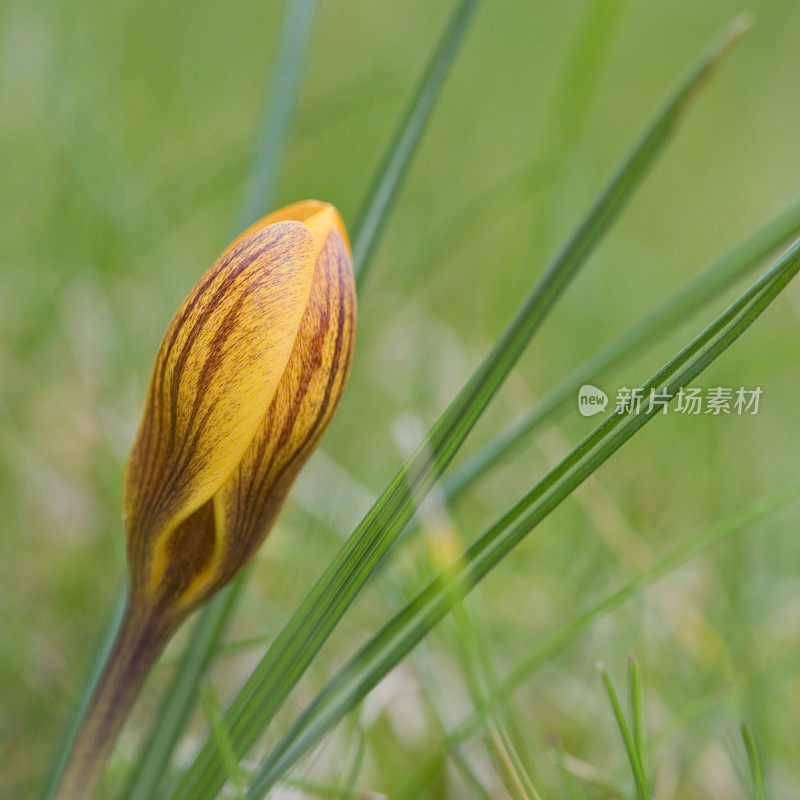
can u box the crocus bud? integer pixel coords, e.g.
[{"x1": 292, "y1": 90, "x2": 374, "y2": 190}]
[
  {"x1": 124, "y1": 199, "x2": 356, "y2": 620},
  {"x1": 57, "y1": 200, "x2": 355, "y2": 800}
]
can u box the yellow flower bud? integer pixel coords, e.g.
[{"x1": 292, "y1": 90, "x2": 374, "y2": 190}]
[
  {"x1": 57, "y1": 201, "x2": 355, "y2": 800},
  {"x1": 124, "y1": 199, "x2": 356, "y2": 619}
]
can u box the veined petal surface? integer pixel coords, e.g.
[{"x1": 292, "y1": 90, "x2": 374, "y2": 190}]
[
  {"x1": 211, "y1": 216, "x2": 357, "y2": 595},
  {"x1": 123, "y1": 221, "x2": 316, "y2": 593}
]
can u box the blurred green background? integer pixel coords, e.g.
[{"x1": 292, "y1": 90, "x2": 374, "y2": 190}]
[{"x1": 3, "y1": 0, "x2": 800, "y2": 797}]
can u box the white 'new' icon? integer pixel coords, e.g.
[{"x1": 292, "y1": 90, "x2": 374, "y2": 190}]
[{"x1": 578, "y1": 384, "x2": 608, "y2": 417}]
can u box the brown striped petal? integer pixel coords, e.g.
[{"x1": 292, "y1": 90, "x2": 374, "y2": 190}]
[
  {"x1": 208, "y1": 206, "x2": 356, "y2": 602},
  {"x1": 123, "y1": 220, "x2": 317, "y2": 605},
  {"x1": 122, "y1": 200, "x2": 356, "y2": 619}
]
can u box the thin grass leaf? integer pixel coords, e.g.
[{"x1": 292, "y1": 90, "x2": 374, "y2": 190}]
[
  {"x1": 199, "y1": 686, "x2": 247, "y2": 800},
  {"x1": 531, "y1": 0, "x2": 628, "y2": 263},
  {"x1": 741, "y1": 722, "x2": 767, "y2": 800},
  {"x1": 444, "y1": 192, "x2": 800, "y2": 500},
  {"x1": 448, "y1": 600, "x2": 541, "y2": 799},
  {"x1": 243, "y1": 234, "x2": 800, "y2": 798},
  {"x1": 402, "y1": 625, "x2": 492, "y2": 794},
  {"x1": 401, "y1": 482, "x2": 800, "y2": 799},
  {"x1": 388, "y1": 517, "x2": 526, "y2": 796},
  {"x1": 598, "y1": 664, "x2": 650, "y2": 800},
  {"x1": 629, "y1": 656, "x2": 646, "y2": 774},
  {"x1": 489, "y1": 722, "x2": 544, "y2": 800},
  {"x1": 241, "y1": 0, "x2": 319, "y2": 225},
  {"x1": 39, "y1": 584, "x2": 127, "y2": 800},
  {"x1": 411, "y1": 0, "x2": 625, "y2": 286},
  {"x1": 447, "y1": 593, "x2": 543, "y2": 799},
  {"x1": 395, "y1": 583, "x2": 493, "y2": 794},
  {"x1": 398, "y1": 477, "x2": 539, "y2": 798},
  {"x1": 352, "y1": 0, "x2": 483, "y2": 287},
  {"x1": 170, "y1": 21, "x2": 746, "y2": 800}
]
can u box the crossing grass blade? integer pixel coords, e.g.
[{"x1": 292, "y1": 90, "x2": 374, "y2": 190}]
[
  {"x1": 168, "y1": 19, "x2": 749, "y2": 800},
  {"x1": 443, "y1": 193, "x2": 800, "y2": 500},
  {"x1": 240, "y1": 0, "x2": 319, "y2": 226},
  {"x1": 352, "y1": 0, "x2": 483, "y2": 288},
  {"x1": 241, "y1": 234, "x2": 800, "y2": 797}
]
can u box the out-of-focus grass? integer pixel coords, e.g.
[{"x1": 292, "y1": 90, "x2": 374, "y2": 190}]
[{"x1": 3, "y1": 0, "x2": 800, "y2": 798}]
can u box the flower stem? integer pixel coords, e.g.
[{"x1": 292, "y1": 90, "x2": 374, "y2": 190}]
[{"x1": 56, "y1": 601, "x2": 175, "y2": 800}]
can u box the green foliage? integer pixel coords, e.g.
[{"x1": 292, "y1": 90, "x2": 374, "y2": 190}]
[
  {"x1": 236, "y1": 230, "x2": 800, "y2": 798},
  {"x1": 6, "y1": 1, "x2": 800, "y2": 798},
  {"x1": 169, "y1": 19, "x2": 752, "y2": 800},
  {"x1": 598, "y1": 662, "x2": 650, "y2": 800},
  {"x1": 741, "y1": 722, "x2": 767, "y2": 800}
]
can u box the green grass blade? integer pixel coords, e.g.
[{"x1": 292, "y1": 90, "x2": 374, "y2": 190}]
[
  {"x1": 242, "y1": 234, "x2": 800, "y2": 797},
  {"x1": 741, "y1": 722, "x2": 767, "y2": 800},
  {"x1": 352, "y1": 0, "x2": 483, "y2": 288},
  {"x1": 543, "y1": 0, "x2": 628, "y2": 150},
  {"x1": 597, "y1": 664, "x2": 650, "y2": 800},
  {"x1": 628, "y1": 656, "x2": 646, "y2": 775},
  {"x1": 240, "y1": 0, "x2": 319, "y2": 226},
  {"x1": 448, "y1": 600, "x2": 542, "y2": 799},
  {"x1": 410, "y1": 0, "x2": 626, "y2": 296},
  {"x1": 400, "y1": 480, "x2": 800, "y2": 799},
  {"x1": 170, "y1": 21, "x2": 744, "y2": 800},
  {"x1": 444, "y1": 192, "x2": 800, "y2": 500},
  {"x1": 199, "y1": 685, "x2": 247, "y2": 800},
  {"x1": 39, "y1": 584, "x2": 127, "y2": 800}
]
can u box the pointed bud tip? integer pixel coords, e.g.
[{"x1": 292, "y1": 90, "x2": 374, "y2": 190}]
[{"x1": 233, "y1": 199, "x2": 351, "y2": 257}]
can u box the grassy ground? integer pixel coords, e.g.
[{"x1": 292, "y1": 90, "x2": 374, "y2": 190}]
[{"x1": 3, "y1": 0, "x2": 800, "y2": 797}]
